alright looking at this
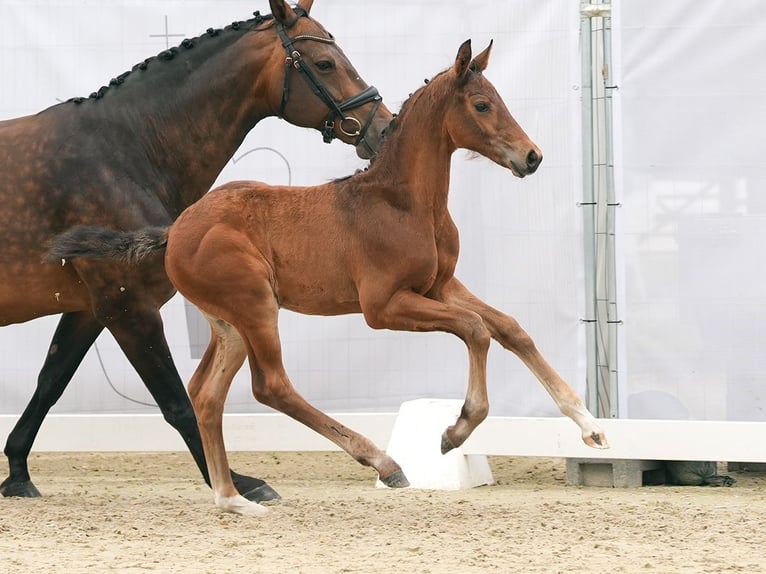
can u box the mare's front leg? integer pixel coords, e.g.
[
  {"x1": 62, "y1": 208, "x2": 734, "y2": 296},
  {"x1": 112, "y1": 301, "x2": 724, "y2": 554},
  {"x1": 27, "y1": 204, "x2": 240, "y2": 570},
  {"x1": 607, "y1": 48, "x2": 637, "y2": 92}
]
[
  {"x1": 441, "y1": 277, "x2": 608, "y2": 449},
  {"x1": 187, "y1": 315, "x2": 271, "y2": 516},
  {"x1": 361, "y1": 289, "x2": 493, "y2": 454},
  {"x1": 1, "y1": 312, "x2": 103, "y2": 497}
]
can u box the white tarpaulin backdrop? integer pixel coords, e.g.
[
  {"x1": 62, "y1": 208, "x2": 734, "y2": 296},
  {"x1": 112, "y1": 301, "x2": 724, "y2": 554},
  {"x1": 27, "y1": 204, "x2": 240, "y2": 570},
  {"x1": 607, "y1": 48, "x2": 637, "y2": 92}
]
[
  {"x1": 617, "y1": 0, "x2": 766, "y2": 422},
  {"x1": 0, "y1": 1, "x2": 585, "y2": 417},
  {"x1": 2, "y1": 1, "x2": 763, "y2": 424}
]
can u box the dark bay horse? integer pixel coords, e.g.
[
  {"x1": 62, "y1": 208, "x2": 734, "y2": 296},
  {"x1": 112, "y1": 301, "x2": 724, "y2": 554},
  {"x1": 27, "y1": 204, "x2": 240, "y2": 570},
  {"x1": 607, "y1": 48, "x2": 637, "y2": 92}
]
[
  {"x1": 0, "y1": 0, "x2": 392, "y2": 502},
  {"x1": 48, "y1": 39, "x2": 608, "y2": 515}
]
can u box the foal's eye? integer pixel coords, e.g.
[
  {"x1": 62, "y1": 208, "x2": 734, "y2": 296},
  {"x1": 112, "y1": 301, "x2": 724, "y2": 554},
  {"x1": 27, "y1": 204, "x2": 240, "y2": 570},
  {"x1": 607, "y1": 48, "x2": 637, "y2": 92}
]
[
  {"x1": 315, "y1": 60, "x2": 334, "y2": 71},
  {"x1": 474, "y1": 102, "x2": 490, "y2": 113}
]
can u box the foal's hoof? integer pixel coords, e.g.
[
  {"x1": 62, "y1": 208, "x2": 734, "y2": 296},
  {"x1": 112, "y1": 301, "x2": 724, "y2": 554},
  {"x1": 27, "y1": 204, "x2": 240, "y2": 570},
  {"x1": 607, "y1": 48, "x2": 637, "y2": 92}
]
[
  {"x1": 0, "y1": 478, "x2": 42, "y2": 498},
  {"x1": 583, "y1": 430, "x2": 610, "y2": 449},
  {"x1": 440, "y1": 432, "x2": 456, "y2": 455},
  {"x1": 381, "y1": 470, "x2": 410, "y2": 488},
  {"x1": 216, "y1": 494, "x2": 270, "y2": 517}
]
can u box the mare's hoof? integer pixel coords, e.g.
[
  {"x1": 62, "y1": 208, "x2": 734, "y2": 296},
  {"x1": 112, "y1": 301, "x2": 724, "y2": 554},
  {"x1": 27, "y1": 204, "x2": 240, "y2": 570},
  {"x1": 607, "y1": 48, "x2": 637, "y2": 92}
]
[
  {"x1": 242, "y1": 482, "x2": 281, "y2": 504},
  {"x1": 231, "y1": 471, "x2": 282, "y2": 503},
  {"x1": 441, "y1": 432, "x2": 456, "y2": 455},
  {"x1": 0, "y1": 478, "x2": 42, "y2": 498},
  {"x1": 707, "y1": 475, "x2": 736, "y2": 487},
  {"x1": 381, "y1": 470, "x2": 410, "y2": 488}
]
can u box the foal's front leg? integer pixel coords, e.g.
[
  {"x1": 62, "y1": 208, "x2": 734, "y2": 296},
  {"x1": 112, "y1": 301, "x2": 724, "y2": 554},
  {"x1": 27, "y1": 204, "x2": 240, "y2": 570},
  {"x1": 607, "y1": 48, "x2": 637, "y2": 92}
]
[
  {"x1": 362, "y1": 289, "x2": 494, "y2": 453},
  {"x1": 441, "y1": 278, "x2": 608, "y2": 449}
]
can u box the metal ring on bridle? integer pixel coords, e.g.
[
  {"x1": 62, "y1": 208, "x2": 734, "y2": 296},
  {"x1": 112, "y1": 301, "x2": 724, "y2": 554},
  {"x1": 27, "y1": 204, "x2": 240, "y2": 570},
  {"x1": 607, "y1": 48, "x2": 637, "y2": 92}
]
[{"x1": 338, "y1": 116, "x2": 362, "y2": 138}]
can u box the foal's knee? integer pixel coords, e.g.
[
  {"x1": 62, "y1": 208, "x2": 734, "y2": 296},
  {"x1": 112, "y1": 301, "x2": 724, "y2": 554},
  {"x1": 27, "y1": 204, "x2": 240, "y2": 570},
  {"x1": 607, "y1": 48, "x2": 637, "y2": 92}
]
[
  {"x1": 464, "y1": 315, "x2": 491, "y2": 352},
  {"x1": 360, "y1": 306, "x2": 388, "y2": 331}
]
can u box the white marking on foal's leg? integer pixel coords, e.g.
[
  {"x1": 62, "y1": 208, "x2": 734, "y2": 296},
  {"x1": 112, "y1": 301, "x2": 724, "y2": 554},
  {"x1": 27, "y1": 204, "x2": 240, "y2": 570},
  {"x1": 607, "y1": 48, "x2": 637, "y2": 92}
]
[
  {"x1": 215, "y1": 493, "x2": 270, "y2": 516},
  {"x1": 569, "y1": 406, "x2": 609, "y2": 449}
]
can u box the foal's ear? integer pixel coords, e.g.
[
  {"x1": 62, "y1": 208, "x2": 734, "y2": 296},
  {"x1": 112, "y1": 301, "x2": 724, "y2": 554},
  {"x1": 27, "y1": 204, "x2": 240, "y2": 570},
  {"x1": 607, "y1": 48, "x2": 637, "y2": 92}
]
[
  {"x1": 270, "y1": 0, "x2": 299, "y2": 26},
  {"x1": 454, "y1": 39, "x2": 473, "y2": 80},
  {"x1": 471, "y1": 39, "x2": 493, "y2": 73}
]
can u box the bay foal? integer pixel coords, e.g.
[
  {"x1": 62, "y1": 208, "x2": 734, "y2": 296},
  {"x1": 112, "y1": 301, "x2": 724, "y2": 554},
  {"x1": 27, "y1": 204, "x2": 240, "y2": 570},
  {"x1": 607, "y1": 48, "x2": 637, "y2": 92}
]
[{"x1": 49, "y1": 39, "x2": 608, "y2": 516}]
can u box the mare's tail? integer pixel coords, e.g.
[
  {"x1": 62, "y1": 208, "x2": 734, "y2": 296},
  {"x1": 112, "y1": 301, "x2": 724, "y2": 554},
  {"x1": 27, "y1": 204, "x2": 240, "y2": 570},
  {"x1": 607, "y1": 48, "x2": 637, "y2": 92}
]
[{"x1": 45, "y1": 225, "x2": 169, "y2": 264}]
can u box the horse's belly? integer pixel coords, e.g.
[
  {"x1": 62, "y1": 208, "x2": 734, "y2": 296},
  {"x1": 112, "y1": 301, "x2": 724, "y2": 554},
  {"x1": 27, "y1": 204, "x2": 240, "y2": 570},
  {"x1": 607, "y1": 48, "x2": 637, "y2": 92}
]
[
  {"x1": 277, "y1": 279, "x2": 361, "y2": 316},
  {"x1": 0, "y1": 269, "x2": 90, "y2": 326}
]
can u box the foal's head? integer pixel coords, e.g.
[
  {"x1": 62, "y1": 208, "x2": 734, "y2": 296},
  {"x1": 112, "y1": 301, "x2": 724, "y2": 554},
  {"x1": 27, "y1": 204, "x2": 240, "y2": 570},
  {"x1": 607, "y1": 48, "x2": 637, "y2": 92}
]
[{"x1": 439, "y1": 39, "x2": 542, "y2": 177}]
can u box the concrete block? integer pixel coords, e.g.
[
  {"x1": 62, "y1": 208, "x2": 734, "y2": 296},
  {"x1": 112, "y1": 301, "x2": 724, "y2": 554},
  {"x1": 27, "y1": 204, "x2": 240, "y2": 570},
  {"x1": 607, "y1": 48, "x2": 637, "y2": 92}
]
[
  {"x1": 727, "y1": 461, "x2": 766, "y2": 472},
  {"x1": 376, "y1": 398, "x2": 494, "y2": 490},
  {"x1": 566, "y1": 458, "x2": 665, "y2": 487}
]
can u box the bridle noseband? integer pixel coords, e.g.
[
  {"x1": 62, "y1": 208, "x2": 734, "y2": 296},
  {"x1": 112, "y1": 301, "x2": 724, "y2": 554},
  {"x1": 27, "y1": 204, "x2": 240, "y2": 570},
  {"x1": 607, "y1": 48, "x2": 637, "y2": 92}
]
[{"x1": 273, "y1": 9, "x2": 382, "y2": 156}]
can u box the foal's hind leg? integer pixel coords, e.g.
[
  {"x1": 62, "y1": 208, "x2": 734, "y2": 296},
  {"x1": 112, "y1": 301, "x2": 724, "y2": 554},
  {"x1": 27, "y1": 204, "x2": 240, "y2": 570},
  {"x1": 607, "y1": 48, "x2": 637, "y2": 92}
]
[
  {"x1": 244, "y1": 328, "x2": 408, "y2": 491},
  {"x1": 2, "y1": 312, "x2": 103, "y2": 497},
  {"x1": 441, "y1": 278, "x2": 608, "y2": 449},
  {"x1": 223, "y1": 285, "x2": 407, "y2": 494},
  {"x1": 187, "y1": 315, "x2": 270, "y2": 516}
]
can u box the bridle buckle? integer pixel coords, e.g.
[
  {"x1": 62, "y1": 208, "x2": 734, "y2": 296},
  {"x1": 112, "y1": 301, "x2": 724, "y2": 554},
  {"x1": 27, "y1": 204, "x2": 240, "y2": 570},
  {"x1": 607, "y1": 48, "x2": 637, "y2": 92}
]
[{"x1": 291, "y1": 50, "x2": 302, "y2": 69}]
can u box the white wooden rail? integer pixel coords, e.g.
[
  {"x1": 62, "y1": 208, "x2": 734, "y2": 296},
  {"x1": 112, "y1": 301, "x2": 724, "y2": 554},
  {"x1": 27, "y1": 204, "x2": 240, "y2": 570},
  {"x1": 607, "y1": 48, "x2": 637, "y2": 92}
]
[{"x1": 1, "y1": 413, "x2": 765, "y2": 463}]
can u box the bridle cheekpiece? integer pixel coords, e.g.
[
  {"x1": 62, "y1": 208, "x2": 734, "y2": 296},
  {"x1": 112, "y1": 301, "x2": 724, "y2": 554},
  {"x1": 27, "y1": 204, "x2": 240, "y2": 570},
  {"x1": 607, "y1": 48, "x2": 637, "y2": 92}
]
[{"x1": 273, "y1": 8, "x2": 382, "y2": 156}]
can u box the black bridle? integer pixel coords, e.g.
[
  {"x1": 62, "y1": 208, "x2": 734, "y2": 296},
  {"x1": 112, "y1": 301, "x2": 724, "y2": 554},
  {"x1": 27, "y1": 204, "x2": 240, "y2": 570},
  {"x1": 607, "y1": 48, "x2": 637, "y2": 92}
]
[{"x1": 272, "y1": 9, "x2": 383, "y2": 157}]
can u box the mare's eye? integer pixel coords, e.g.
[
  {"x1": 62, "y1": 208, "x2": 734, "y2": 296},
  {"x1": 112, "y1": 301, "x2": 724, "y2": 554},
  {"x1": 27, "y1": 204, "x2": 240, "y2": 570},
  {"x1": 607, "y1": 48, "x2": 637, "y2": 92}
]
[
  {"x1": 315, "y1": 60, "x2": 334, "y2": 71},
  {"x1": 474, "y1": 102, "x2": 490, "y2": 113}
]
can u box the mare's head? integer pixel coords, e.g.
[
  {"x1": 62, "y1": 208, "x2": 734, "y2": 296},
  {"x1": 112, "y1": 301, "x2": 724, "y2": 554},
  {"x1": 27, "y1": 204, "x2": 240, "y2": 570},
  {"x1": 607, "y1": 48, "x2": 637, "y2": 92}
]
[
  {"x1": 435, "y1": 39, "x2": 542, "y2": 177},
  {"x1": 260, "y1": 0, "x2": 392, "y2": 158}
]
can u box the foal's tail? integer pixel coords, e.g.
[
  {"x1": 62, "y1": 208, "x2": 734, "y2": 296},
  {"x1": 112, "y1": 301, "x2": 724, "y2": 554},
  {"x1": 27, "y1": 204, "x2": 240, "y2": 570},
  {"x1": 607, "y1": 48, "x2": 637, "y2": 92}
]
[{"x1": 45, "y1": 225, "x2": 169, "y2": 264}]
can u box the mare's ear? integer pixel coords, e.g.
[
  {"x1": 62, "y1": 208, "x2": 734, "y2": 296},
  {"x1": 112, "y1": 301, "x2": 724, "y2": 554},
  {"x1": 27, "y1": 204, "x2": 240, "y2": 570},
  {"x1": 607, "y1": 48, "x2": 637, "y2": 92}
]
[
  {"x1": 454, "y1": 39, "x2": 473, "y2": 80},
  {"x1": 270, "y1": 0, "x2": 299, "y2": 26},
  {"x1": 297, "y1": 0, "x2": 314, "y2": 14},
  {"x1": 471, "y1": 39, "x2": 493, "y2": 73}
]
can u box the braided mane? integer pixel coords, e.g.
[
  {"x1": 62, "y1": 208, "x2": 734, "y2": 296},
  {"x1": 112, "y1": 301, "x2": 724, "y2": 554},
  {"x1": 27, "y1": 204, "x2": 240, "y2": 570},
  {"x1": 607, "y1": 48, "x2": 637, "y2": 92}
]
[{"x1": 65, "y1": 11, "x2": 276, "y2": 104}]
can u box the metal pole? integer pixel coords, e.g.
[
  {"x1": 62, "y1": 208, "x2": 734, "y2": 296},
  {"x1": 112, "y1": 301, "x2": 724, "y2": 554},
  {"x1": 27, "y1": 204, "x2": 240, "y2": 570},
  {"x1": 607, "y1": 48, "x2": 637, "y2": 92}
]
[
  {"x1": 602, "y1": 1, "x2": 620, "y2": 418},
  {"x1": 581, "y1": 1, "x2": 618, "y2": 418},
  {"x1": 579, "y1": 2, "x2": 598, "y2": 416}
]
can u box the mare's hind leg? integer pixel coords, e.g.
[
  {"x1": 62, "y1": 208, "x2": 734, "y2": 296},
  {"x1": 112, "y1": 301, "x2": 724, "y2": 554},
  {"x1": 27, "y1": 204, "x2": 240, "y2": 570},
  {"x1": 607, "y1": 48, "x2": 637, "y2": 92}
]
[
  {"x1": 187, "y1": 314, "x2": 269, "y2": 516},
  {"x1": 1, "y1": 312, "x2": 102, "y2": 497},
  {"x1": 441, "y1": 277, "x2": 608, "y2": 449},
  {"x1": 93, "y1": 300, "x2": 279, "y2": 502}
]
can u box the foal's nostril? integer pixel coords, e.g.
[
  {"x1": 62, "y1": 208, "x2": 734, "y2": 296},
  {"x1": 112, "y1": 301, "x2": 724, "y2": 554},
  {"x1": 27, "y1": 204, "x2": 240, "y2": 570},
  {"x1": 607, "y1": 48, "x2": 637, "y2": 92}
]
[{"x1": 526, "y1": 149, "x2": 541, "y2": 171}]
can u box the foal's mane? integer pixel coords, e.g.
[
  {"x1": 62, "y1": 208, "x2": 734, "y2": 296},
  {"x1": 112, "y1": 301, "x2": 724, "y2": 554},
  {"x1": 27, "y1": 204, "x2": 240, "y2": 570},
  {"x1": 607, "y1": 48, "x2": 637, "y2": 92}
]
[
  {"x1": 330, "y1": 67, "x2": 460, "y2": 191},
  {"x1": 353, "y1": 66, "x2": 459, "y2": 174},
  {"x1": 64, "y1": 11, "x2": 279, "y2": 105}
]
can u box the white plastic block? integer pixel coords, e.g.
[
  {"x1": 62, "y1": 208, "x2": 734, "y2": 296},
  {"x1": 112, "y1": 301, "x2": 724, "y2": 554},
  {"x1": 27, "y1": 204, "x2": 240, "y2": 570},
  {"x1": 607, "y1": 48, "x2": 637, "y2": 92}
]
[{"x1": 376, "y1": 398, "x2": 494, "y2": 490}]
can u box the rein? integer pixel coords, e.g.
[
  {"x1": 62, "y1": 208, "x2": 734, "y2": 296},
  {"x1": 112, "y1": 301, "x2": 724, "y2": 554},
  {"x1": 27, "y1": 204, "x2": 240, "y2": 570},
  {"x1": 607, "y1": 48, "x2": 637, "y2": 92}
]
[{"x1": 274, "y1": 8, "x2": 382, "y2": 156}]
